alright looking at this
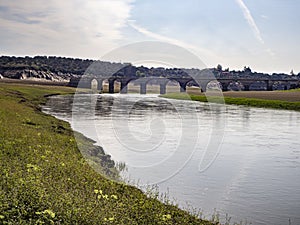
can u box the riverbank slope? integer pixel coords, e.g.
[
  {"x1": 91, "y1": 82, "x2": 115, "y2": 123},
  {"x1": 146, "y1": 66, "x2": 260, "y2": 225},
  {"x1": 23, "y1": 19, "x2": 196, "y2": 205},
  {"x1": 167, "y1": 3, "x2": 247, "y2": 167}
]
[{"x1": 0, "y1": 83, "x2": 213, "y2": 224}]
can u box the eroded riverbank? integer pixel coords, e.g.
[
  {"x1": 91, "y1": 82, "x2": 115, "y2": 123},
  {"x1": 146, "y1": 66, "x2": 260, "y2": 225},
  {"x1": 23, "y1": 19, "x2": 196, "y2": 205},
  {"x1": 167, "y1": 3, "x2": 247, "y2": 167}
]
[{"x1": 0, "y1": 83, "x2": 212, "y2": 225}]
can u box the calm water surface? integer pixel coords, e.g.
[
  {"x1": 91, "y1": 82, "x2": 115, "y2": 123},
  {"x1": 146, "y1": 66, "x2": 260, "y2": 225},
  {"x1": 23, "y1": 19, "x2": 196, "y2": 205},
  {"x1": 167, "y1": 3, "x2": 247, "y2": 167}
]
[{"x1": 43, "y1": 94, "x2": 300, "y2": 225}]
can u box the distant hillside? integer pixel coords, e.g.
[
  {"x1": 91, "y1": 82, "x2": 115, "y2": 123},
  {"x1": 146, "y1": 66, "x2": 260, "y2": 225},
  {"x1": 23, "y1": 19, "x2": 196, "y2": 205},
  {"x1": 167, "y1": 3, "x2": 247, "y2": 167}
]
[
  {"x1": 0, "y1": 56, "x2": 95, "y2": 81},
  {"x1": 1, "y1": 56, "x2": 299, "y2": 83},
  {"x1": 0, "y1": 56, "x2": 93, "y2": 74}
]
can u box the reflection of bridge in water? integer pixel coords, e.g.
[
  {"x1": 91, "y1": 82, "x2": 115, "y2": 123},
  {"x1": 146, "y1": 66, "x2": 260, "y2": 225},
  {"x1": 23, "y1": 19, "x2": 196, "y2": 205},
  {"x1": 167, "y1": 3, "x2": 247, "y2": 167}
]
[{"x1": 69, "y1": 75, "x2": 300, "y2": 94}]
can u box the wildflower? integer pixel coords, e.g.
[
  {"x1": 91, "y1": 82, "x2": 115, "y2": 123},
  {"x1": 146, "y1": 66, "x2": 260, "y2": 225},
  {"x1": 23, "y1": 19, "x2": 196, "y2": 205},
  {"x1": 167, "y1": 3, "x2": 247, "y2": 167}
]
[
  {"x1": 111, "y1": 195, "x2": 118, "y2": 200},
  {"x1": 162, "y1": 214, "x2": 172, "y2": 221},
  {"x1": 36, "y1": 209, "x2": 55, "y2": 218},
  {"x1": 104, "y1": 217, "x2": 114, "y2": 222}
]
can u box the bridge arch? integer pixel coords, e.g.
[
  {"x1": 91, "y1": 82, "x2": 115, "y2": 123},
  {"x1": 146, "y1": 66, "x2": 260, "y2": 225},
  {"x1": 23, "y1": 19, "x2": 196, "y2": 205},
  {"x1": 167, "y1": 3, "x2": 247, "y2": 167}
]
[
  {"x1": 120, "y1": 78, "x2": 139, "y2": 94},
  {"x1": 108, "y1": 77, "x2": 125, "y2": 94},
  {"x1": 288, "y1": 81, "x2": 300, "y2": 90},
  {"x1": 217, "y1": 81, "x2": 230, "y2": 91},
  {"x1": 206, "y1": 80, "x2": 222, "y2": 91},
  {"x1": 91, "y1": 79, "x2": 98, "y2": 91},
  {"x1": 130, "y1": 77, "x2": 172, "y2": 94},
  {"x1": 249, "y1": 81, "x2": 267, "y2": 91},
  {"x1": 125, "y1": 77, "x2": 196, "y2": 94},
  {"x1": 272, "y1": 81, "x2": 291, "y2": 90},
  {"x1": 227, "y1": 81, "x2": 244, "y2": 91}
]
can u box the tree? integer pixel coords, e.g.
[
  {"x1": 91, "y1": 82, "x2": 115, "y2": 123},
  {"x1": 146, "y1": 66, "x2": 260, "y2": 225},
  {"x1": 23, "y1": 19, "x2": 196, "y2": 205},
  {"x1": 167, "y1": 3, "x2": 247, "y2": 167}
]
[
  {"x1": 136, "y1": 70, "x2": 145, "y2": 77},
  {"x1": 216, "y1": 64, "x2": 222, "y2": 71},
  {"x1": 243, "y1": 66, "x2": 252, "y2": 73}
]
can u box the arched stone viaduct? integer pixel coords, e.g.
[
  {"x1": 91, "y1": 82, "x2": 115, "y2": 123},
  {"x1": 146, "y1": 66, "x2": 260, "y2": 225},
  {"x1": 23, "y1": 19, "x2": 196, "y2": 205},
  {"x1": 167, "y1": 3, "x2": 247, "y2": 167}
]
[{"x1": 69, "y1": 76, "x2": 300, "y2": 94}]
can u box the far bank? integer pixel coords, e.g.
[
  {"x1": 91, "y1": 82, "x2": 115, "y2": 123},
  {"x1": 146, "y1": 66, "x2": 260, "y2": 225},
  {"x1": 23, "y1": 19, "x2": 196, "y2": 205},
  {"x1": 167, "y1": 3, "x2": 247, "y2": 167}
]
[{"x1": 160, "y1": 89, "x2": 300, "y2": 112}]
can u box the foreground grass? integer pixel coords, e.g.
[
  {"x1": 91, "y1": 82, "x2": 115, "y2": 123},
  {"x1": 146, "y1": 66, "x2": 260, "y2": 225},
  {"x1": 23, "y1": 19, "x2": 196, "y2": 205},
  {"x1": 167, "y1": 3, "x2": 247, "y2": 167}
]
[
  {"x1": 161, "y1": 92, "x2": 300, "y2": 112},
  {"x1": 0, "y1": 83, "x2": 213, "y2": 224}
]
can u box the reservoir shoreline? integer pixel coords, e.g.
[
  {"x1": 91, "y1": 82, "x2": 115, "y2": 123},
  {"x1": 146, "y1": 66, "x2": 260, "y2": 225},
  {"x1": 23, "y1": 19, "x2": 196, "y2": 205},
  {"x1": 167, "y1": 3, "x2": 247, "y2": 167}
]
[
  {"x1": 44, "y1": 91, "x2": 300, "y2": 225},
  {"x1": 0, "y1": 83, "x2": 213, "y2": 225}
]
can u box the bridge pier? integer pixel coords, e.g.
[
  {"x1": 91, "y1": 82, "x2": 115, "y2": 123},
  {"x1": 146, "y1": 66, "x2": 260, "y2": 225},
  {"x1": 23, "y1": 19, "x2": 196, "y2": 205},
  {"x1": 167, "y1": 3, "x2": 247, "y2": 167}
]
[
  {"x1": 140, "y1": 83, "x2": 147, "y2": 94},
  {"x1": 219, "y1": 82, "x2": 228, "y2": 92},
  {"x1": 120, "y1": 81, "x2": 128, "y2": 94},
  {"x1": 179, "y1": 82, "x2": 187, "y2": 92},
  {"x1": 244, "y1": 85, "x2": 250, "y2": 91},
  {"x1": 97, "y1": 79, "x2": 103, "y2": 92},
  {"x1": 266, "y1": 80, "x2": 273, "y2": 91},
  {"x1": 240, "y1": 81, "x2": 252, "y2": 91},
  {"x1": 290, "y1": 82, "x2": 299, "y2": 89},
  {"x1": 222, "y1": 86, "x2": 228, "y2": 92},
  {"x1": 197, "y1": 80, "x2": 211, "y2": 92},
  {"x1": 160, "y1": 84, "x2": 166, "y2": 94},
  {"x1": 108, "y1": 80, "x2": 114, "y2": 94},
  {"x1": 284, "y1": 81, "x2": 288, "y2": 90}
]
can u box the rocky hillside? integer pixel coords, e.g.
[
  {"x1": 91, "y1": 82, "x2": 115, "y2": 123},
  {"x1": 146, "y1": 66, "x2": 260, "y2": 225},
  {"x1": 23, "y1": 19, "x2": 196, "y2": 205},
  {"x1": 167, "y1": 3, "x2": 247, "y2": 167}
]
[{"x1": 0, "y1": 56, "x2": 94, "y2": 82}]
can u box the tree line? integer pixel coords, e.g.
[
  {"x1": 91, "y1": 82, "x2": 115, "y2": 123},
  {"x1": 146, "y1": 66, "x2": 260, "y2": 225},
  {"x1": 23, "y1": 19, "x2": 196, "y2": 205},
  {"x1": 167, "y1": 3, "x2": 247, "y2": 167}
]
[{"x1": 1, "y1": 56, "x2": 299, "y2": 80}]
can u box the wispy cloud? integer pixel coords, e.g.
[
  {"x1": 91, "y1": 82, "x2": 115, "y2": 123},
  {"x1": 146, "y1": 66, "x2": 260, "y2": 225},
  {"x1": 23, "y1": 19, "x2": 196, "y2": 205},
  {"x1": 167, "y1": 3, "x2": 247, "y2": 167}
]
[
  {"x1": 128, "y1": 21, "x2": 197, "y2": 49},
  {"x1": 235, "y1": 0, "x2": 264, "y2": 44},
  {"x1": 128, "y1": 21, "x2": 222, "y2": 66}
]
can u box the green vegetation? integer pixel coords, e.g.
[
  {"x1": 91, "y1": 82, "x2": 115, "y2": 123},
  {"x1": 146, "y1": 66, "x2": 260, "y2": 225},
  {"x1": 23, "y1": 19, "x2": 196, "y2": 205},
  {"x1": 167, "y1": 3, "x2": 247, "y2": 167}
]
[
  {"x1": 0, "y1": 83, "x2": 213, "y2": 224},
  {"x1": 280, "y1": 88, "x2": 300, "y2": 92},
  {"x1": 161, "y1": 92, "x2": 300, "y2": 111}
]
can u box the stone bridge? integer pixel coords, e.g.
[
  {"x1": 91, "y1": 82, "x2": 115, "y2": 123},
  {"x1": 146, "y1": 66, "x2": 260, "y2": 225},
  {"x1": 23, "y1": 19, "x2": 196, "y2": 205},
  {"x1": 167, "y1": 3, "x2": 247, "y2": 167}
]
[{"x1": 69, "y1": 75, "x2": 300, "y2": 94}]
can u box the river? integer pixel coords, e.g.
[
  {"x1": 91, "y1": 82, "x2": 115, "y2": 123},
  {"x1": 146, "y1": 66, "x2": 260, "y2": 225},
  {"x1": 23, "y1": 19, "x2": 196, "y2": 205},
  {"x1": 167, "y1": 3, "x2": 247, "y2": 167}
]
[{"x1": 42, "y1": 93, "x2": 300, "y2": 225}]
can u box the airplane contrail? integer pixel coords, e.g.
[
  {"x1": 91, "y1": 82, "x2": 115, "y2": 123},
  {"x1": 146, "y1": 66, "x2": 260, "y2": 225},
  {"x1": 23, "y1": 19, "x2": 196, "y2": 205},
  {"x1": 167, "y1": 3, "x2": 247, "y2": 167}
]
[{"x1": 235, "y1": 0, "x2": 264, "y2": 44}]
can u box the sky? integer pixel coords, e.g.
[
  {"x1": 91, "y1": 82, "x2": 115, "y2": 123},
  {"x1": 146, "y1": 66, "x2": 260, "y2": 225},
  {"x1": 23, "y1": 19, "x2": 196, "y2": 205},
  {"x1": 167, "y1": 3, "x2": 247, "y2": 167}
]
[{"x1": 0, "y1": 0, "x2": 299, "y2": 74}]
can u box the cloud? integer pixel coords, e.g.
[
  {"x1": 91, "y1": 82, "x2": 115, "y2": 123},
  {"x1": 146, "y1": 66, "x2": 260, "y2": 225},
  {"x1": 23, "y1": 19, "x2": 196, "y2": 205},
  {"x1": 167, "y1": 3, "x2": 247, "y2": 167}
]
[
  {"x1": 128, "y1": 20, "x2": 223, "y2": 67},
  {"x1": 0, "y1": 0, "x2": 135, "y2": 58},
  {"x1": 235, "y1": 0, "x2": 264, "y2": 44}
]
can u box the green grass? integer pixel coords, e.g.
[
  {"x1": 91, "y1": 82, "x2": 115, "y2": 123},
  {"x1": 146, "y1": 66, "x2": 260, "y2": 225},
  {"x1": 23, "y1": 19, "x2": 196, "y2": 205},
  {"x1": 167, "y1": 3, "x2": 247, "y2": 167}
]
[
  {"x1": 0, "y1": 83, "x2": 213, "y2": 224},
  {"x1": 161, "y1": 92, "x2": 300, "y2": 112},
  {"x1": 279, "y1": 88, "x2": 300, "y2": 92}
]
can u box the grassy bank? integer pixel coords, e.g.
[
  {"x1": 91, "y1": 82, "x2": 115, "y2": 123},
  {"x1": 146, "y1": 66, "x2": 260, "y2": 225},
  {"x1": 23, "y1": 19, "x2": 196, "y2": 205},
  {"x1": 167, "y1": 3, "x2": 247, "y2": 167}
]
[
  {"x1": 0, "y1": 83, "x2": 213, "y2": 224},
  {"x1": 161, "y1": 92, "x2": 300, "y2": 112}
]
